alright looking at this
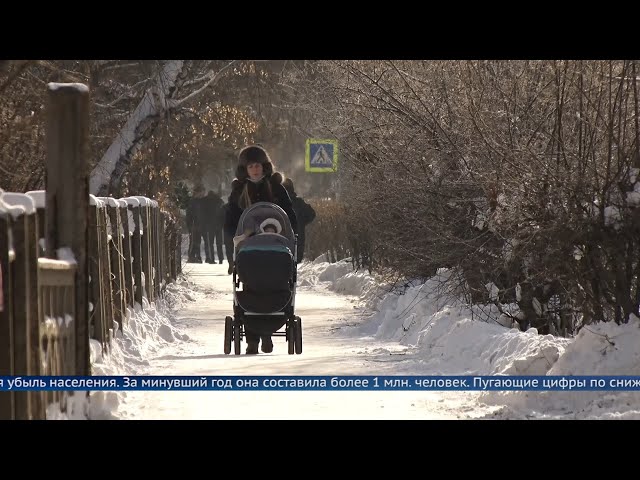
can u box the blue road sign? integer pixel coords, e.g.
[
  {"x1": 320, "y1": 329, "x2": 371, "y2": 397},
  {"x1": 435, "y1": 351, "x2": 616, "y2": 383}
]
[{"x1": 305, "y1": 139, "x2": 338, "y2": 172}]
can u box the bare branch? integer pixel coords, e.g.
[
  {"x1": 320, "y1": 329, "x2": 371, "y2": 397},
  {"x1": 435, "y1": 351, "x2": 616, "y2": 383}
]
[{"x1": 168, "y1": 60, "x2": 239, "y2": 108}]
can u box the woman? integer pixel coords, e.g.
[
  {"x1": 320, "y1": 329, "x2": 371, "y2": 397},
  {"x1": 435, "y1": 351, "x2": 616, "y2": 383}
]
[{"x1": 224, "y1": 144, "x2": 297, "y2": 354}]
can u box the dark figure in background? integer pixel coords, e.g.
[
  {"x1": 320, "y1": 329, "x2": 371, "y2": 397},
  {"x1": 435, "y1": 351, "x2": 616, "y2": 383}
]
[
  {"x1": 222, "y1": 202, "x2": 235, "y2": 274},
  {"x1": 186, "y1": 185, "x2": 209, "y2": 263},
  {"x1": 282, "y1": 178, "x2": 316, "y2": 263},
  {"x1": 203, "y1": 190, "x2": 225, "y2": 264},
  {"x1": 224, "y1": 144, "x2": 298, "y2": 354}
]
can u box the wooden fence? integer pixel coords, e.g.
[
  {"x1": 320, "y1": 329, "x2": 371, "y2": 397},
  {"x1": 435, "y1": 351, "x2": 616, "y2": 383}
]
[{"x1": 0, "y1": 83, "x2": 183, "y2": 419}]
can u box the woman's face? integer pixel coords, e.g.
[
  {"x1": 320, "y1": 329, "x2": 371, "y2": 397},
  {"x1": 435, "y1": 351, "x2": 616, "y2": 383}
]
[{"x1": 247, "y1": 161, "x2": 264, "y2": 180}]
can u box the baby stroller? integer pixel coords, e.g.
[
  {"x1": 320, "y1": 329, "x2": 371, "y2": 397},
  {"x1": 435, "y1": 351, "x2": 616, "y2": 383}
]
[{"x1": 223, "y1": 202, "x2": 302, "y2": 355}]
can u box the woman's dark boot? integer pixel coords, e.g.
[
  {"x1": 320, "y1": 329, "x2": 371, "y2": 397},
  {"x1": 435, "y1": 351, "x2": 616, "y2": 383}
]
[{"x1": 261, "y1": 336, "x2": 273, "y2": 353}]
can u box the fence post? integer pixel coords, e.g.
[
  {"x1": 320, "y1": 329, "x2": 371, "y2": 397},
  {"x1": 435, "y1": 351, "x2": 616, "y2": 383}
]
[
  {"x1": 125, "y1": 198, "x2": 144, "y2": 307},
  {"x1": 153, "y1": 202, "x2": 161, "y2": 297},
  {"x1": 1, "y1": 196, "x2": 36, "y2": 419},
  {"x1": 0, "y1": 202, "x2": 14, "y2": 419},
  {"x1": 119, "y1": 200, "x2": 134, "y2": 311},
  {"x1": 176, "y1": 228, "x2": 182, "y2": 276},
  {"x1": 160, "y1": 211, "x2": 167, "y2": 287},
  {"x1": 45, "y1": 82, "x2": 90, "y2": 376},
  {"x1": 88, "y1": 197, "x2": 106, "y2": 349},
  {"x1": 98, "y1": 202, "x2": 113, "y2": 343},
  {"x1": 26, "y1": 191, "x2": 46, "y2": 257},
  {"x1": 167, "y1": 217, "x2": 176, "y2": 281},
  {"x1": 105, "y1": 199, "x2": 125, "y2": 331},
  {"x1": 134, "y1": 197, "x2": 153, "y2": 303}
]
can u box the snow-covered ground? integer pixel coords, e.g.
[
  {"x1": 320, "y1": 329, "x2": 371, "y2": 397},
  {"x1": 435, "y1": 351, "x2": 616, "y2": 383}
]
[{"x1": 50, "y1": 253, "x2": 640, "y2": 419}]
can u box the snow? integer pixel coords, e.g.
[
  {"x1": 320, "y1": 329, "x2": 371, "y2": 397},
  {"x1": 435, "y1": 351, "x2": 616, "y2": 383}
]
[
  {"x1": 43, "y1": 314, "x2": 73, "y2": 328},
  {"x1": 4, "y1": 204, "x2": 25, "y2": 219},
  {"x1": 628, "y1": 191, "x2": 640, "y2": 206},
  {"x1": 485, "y1": 282, "x2": 500, "y2": 301},
  {"x1": 38, "y1": 258, "x2": 76, "y2": 269},
  {"x1": 47, "y1": 82, "x2": 89, "y2": 93},
  {"x1": 133, "y1": 196, "x2": 149, "y2": 207},
  {"x1": 101, "y1": 197, "x2": 121, "y2": 209},
  {"x1": 121, "y1": 198, "x2": 137, "y2": 232},
  {"x1": 26, "y1": 190, "x2": 46, "y2": 208},
  {"x1": 627, "y1": 182, "x2": 640, "y2": 207},
  {"x1": 482, "y1": 316, "x2": 640, "y2": 419},
  {"x1": 1, "y1": 192, "x2": 35, "y2": 215},
  {"x1": 48, "y1": 287, "x2": 192, "y2": 420},
  {"x1": 57, "y1": 247, "x2": 77, "y2": 264},
  {"x1": 48, "y1": 252, "x2": 640, "y2": 420},
  {"x1": 89, "y1": 195, "x2": 105, "y2": 208},
  {"x1": 604, "y1": 205, "x2": 622, "y2": 229}
]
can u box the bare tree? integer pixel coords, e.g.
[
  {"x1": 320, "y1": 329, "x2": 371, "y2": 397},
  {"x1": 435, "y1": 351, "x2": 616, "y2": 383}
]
[
  {"x1": 89, "y1": 60, "x2": 243, "y2": 196},
  {"x1": 285, "y1": 60, "x2": 640, "y2": 334}
]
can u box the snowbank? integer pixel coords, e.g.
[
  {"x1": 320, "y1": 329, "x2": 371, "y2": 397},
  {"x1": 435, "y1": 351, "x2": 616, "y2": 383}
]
[
  {"x1": 480, "y1": 315, "x2": 640, "y2": 419},
  {"x1": 46, "y1": 276, "x2": 197, "y2": 420},
  {"x1": 301, "y1": 257, "x2": 640, "y2": 419},
  {"x1": 298, "y1": 256, "x2": 385, "y2": 308}
]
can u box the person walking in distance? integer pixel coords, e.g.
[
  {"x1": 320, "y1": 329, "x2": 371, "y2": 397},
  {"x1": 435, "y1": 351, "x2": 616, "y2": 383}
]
[
  {"x1": 203, "y1": 190, "x2": 225, "y2": 264},
  {"x1": 282, "y1": 178, "x2": 316, "y2": 263},
  {"x1": 222, "y1": 201, "x2": 235, "y2": 274},
  {"x1": 186, "y1": 184, "x2": 209, "y2": 263}
]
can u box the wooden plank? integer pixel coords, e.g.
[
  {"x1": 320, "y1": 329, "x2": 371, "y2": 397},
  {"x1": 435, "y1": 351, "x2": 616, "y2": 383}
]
[
  {"x1": 45, "y1": 83, "x2": 89, "y2": 377},
  {"x1": 25, "y1": 191, "x2": 47, "y2": 259},
  {"x1": 0, "y1": 210, "x2": 14, "y2": 419},
  {"x1": 9, "y1": 213, "x2": 30, "y2": 419},
  {"x1": 99, "y1": 205, "x2": 113, "y2": 343},
  {"x1": 38, "y1": 263, "x2": 76, "y2": 412},
  {"x1": 160, "y1": 212, "x2": 166, "y2": 289},
  {"x1": 176, "y1": 225, "x2": 182, "y2": 276},
  {"x1": 152, "y1": 205, "x2": 160, "y2": 297},
  {"x1": 26, "y1": 213, "x2": 44, "y2": 419},
  {"x1": 139, "y1": 203, "x2": 152, "y2": 302},
  {"x1": 119, "y1": 202, "x2": 133, "y2": 310},
  {"x1": 106, "y1": 203, "x2": 124, "y2": 331},
  {"x1": 87, "y1": 205, "x2": 103, "y2": 346},
  {"x1": 129, "y1": 203, "x2": 143, "y2": 307}
]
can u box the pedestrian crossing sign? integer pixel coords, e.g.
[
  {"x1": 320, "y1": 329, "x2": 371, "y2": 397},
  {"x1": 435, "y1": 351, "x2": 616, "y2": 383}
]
[{"x1": 305, "y1": 139, "x2": 338, "y2": 172}]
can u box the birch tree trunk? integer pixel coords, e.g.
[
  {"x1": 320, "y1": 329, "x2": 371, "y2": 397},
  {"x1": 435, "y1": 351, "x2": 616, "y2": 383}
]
[{"x1": 89, "y1": 60, "x2": 186, "y2": 196}]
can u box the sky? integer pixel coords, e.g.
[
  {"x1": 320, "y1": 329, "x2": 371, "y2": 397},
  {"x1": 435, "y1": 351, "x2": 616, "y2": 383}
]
[{"x1": 47, "y1": 239, "x2": 640, "y2": 420}]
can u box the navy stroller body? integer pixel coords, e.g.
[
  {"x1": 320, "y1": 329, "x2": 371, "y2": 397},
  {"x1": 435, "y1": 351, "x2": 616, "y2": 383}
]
[{"x1": 223, "y1": 202, "x2": 302, "y2": 354}]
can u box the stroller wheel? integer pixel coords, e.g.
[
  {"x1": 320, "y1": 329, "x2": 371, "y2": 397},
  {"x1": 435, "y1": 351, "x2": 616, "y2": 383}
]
[
  {"x1": 233, "y1": 320, "x2": 242, "y2": 355},
  {"x1": 294, "y1": 316, "x2": 303, "y2": 354},
  {"x1": 224, "y1": 316, "x2": 232, "y2": 354},
  {"x1": 287, "y1": 318, "x2": 296, "y2": 355}
]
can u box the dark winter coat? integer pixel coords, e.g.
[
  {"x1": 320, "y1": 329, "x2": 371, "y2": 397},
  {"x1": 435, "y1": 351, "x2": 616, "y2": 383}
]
[
  {"x1": 224, "y1": 174, "x2": 298, "y2": 238},
  {"x1": 202, "y1": 192, "x2": 224, "y2": 233},
  {"x1": 290, "y1": 194, "x2": 316, "y2": 262},
  {"x1": 185, "y1": 196, "x2": 208, "y2": 232}
]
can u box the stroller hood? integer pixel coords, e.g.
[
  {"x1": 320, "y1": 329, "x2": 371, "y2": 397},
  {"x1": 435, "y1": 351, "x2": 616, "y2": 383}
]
[{"x1": 236, "y1": 202, "x2": 296, "y2": 251}]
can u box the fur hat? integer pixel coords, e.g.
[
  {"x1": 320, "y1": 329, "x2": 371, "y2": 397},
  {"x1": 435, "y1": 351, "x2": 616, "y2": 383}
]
[
  {"x1": 235, "y1": 144, "x2": 274, "y2": 180},
  {"x1": 260, "y1": 217, "x2": 282, "y2": 234}
]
